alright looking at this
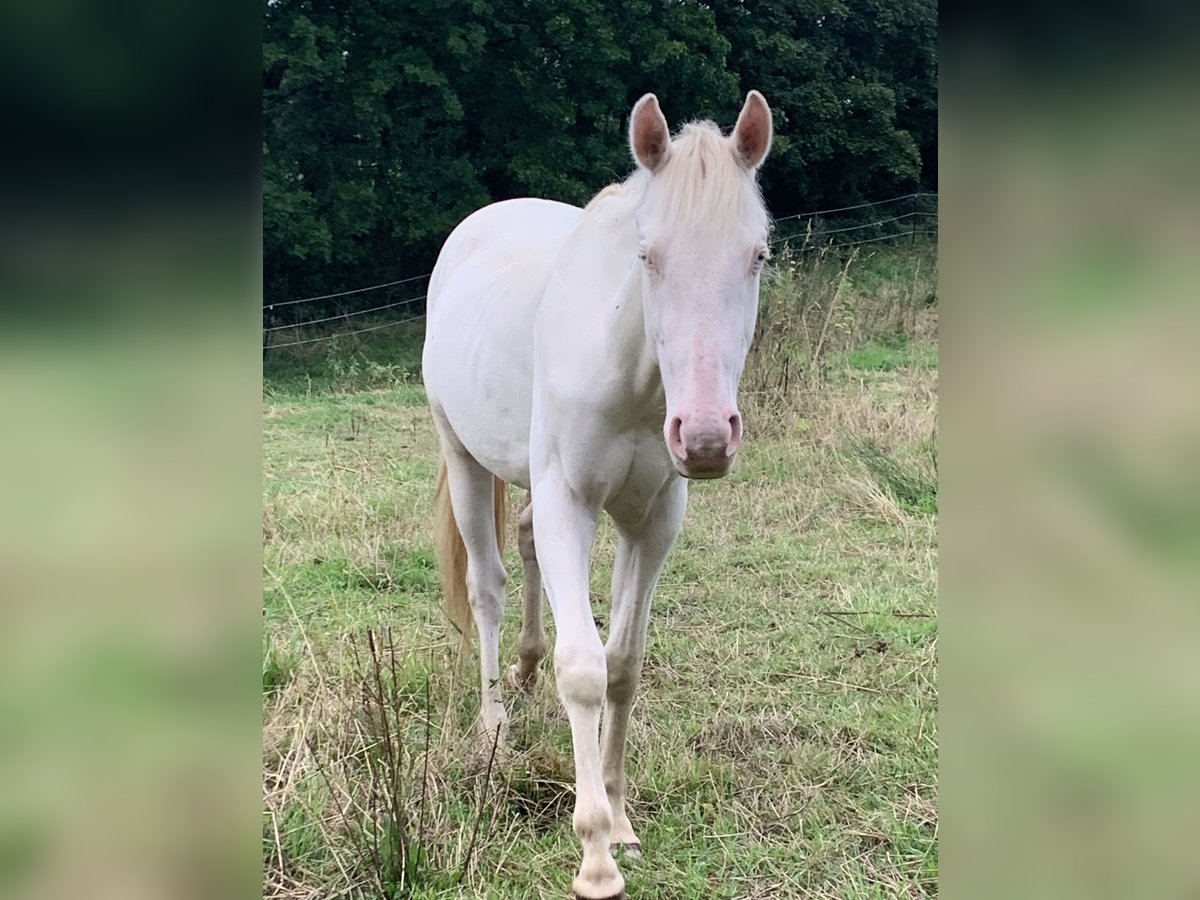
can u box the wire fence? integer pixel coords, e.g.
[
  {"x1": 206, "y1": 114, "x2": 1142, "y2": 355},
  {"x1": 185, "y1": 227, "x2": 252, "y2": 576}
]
[
  {"x1": 263, "y1": 295, "x2": 426, "y2": 333},
  {"x1": 769, "y1": 191, "x2": 938, "y2": 250},
  {"x1": 264, "y1": 273, "x2": 429, "y2": 311},
  {"x1": 263, "y1": 191, "x2": 936, "y2": 352},
  {"x1": 265, "y1": 315, "x2": 428, "y2": 350},
  {"x1": 771, "y1": 191, "x2": 936, "y2": 223}
]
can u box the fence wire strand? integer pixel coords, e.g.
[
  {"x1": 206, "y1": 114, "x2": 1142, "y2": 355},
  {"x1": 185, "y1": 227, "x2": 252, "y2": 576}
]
[
  {"x1": 264, "y1": 295, "x2": 426, "y2": 332},
  {"x1": 264, "y1": 315, "x2": 427, "y2": 350},
  {"x1": 770, "y1": 212, "x2": 936, "y2": 246},
  {"x1": 264, "y1": 273, "x2": 429, "y2": 310},
  {"x1": 771, "y1": 191, "x2": 934, "y2": 223},
  {"x1": 788, "y1": 230, "x2": 938, "y2": 252}
]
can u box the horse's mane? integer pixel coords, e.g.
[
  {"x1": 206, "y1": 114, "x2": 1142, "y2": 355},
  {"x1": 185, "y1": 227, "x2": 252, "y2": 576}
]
[
  {"x1": 584, "y1": 122, "x2": 768, "y2": 235},
  {"x1": 583, "y1": 182, "x2": 626, "y2": 212}
]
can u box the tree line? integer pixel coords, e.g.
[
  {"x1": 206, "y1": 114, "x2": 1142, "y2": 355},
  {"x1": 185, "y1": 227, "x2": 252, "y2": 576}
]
[{"x1": 264, "y1": 0, "x2": 936, "y2": 306}]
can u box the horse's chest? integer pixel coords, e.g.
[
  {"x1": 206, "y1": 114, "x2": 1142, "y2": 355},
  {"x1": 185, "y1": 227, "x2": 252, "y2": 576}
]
[
  {"x1": 552, "y1": 425, "x2": 675, "y2": 525},
  {"x1": 606, "y1": 449, "x2": 678, "y2": 526}
]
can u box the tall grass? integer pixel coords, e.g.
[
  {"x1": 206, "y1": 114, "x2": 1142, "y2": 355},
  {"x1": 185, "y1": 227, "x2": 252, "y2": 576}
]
[
  {"x1": 744, "y1": 243, "x2": 936, "y2": 435},
  {"x1": 263, "y1": 628, "x2": 513, "y2": 899}
]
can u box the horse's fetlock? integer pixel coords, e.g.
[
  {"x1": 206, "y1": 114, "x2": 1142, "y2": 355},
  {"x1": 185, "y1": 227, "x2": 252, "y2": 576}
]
[
  {"x1": 518, "y1": 629, "x2": 548, "y2": 662},
  {"x1": 573, "y1": 805, "x2": 614, "y2": 843}
]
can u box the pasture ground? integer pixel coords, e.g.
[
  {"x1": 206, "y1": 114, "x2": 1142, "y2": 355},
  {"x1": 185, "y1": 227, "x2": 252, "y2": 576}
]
[{"x1": 263, "y1": 245, "x2": 938, "y2": 899}]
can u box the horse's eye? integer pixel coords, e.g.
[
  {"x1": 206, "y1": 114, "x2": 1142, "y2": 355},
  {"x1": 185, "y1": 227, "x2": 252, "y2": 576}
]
[
  {"x1": 638, "y1": 252, "x2": 648, "y2": 262},
  {"x1": 757, "y1": 251, "x2": 768, "y2": 262}
]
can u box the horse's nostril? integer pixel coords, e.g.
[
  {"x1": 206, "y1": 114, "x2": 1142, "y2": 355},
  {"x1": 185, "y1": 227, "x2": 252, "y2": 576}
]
[
  {"x1": 727, "y1": 413, "x2": 743, "y2": 454},
  {"x1": 668, "y1": 416, "x2": 684, "y2": 456}
]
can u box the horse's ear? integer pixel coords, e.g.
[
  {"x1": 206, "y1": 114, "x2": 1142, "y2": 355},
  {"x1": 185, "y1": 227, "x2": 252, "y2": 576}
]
[
  {"x1": 731, "y1": 90, "x2": 773, "y2": 170},
  {"x1": 629, "y1": 94, "x2": 671, "y2": 172}
]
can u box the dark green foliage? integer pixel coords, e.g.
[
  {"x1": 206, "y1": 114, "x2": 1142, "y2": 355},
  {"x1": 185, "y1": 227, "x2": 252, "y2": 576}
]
[
  {"x1": 710, "y1": 0, "x2": 936, "y2": 216},
  {"x1": 264, "y1": 0, "x2": 936, "y2": 305}
]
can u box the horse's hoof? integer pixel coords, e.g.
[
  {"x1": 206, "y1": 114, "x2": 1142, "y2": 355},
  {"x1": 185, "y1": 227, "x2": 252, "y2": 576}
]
[
  {"x1": 609, "y1": 841, "x2": 641, "y2": 859},
  {"x1": 464, "y1": 721, "x2": 507, "y2": 774},
  {"x1": 506, "y1": 663, "x2": 536, "y2": 694},
  {"x1": 572, "y1": 870, "x2": 624, "y2": 900}
]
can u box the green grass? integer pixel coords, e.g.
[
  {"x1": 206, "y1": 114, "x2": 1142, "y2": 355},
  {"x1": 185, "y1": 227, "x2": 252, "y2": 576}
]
[
  {"x1": 263, "y1": 319, "x2": 426, "y2": 396},
  {"x1": 844, "y1": 335, "x2": 939, "y2": 373},
  {"x1": 263, "y1": 249, "x2": 937, "y2": 899},
  {"x1": 850, "y1": 437, "x2": 938, "y2": 515}
]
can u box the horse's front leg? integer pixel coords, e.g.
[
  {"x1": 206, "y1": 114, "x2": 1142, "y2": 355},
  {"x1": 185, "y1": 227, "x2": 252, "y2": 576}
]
[
  {"x1": 602, "y1": 480, "x2": 687, "y2": 859},
  {"x1": 531, "y1": 476, "x2": 624, "y2": 900}
]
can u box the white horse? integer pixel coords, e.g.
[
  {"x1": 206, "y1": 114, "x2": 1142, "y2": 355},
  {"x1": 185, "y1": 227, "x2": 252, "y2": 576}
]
[{"x1": 422, "y1": 91, "x2": 773, "y2": 899}]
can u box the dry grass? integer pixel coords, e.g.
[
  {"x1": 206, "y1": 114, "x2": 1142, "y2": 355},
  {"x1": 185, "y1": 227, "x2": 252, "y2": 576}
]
[{"x1": 263, "y1": 243, "x2": 938, "y2": 898}]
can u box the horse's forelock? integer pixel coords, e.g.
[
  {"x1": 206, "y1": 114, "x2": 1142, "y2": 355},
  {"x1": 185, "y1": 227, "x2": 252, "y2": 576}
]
[
  {"x1": 583, "y1": 121, "x2": 768, "y2": 238},
  {"x1": 642, "y1": 122, "x2": 768, "y2": 237}
]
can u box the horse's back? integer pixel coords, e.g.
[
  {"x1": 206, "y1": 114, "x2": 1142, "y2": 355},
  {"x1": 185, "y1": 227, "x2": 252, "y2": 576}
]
[{"x1": 423, "y1": 198, "x2": 582, "y2": 487}]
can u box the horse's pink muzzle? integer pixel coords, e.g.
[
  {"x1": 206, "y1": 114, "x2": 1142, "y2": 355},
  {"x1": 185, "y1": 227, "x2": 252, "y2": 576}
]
[{"x1": 666, "y1": 412, "x2": 743, "y2": 480}]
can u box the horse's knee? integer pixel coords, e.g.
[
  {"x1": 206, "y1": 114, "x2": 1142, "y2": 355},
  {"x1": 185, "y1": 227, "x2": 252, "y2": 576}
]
[
  {"x1": 604, "y1": 645, "x2": 643, "y2": 703},
  {"x1": 555, "y1": 638, "x2": 606, "y2": 708}
]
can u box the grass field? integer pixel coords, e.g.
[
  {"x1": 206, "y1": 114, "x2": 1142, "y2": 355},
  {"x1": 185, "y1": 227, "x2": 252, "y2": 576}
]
[{"x1": 263, "y1": 244, "x2": 938, "y2": 899}]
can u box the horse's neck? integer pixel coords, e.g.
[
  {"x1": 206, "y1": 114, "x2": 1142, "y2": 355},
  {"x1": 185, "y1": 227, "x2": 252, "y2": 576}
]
[
  {"x1": 561, "y1": 185, "x2": 664, "y2": 419},
  {"x1": 590, "y1": 195, "x2": 667, "y2": 417}
]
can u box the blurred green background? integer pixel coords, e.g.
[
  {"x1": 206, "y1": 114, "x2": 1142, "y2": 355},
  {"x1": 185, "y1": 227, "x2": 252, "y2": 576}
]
[{"x1": 941, "y1": 9, "x2": 1200, "y2": 900}]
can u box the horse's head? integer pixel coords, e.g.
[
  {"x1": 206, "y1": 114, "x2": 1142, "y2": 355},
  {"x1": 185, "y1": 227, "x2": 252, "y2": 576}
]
[{"x1": 628, "y1": 91, "x2": 773, "y2": 480}]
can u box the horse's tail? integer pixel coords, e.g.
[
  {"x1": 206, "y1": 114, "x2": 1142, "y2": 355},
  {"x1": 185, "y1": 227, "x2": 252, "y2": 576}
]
[{"x1": 433, "y1": 457, "x2": 508, "y2": 644}]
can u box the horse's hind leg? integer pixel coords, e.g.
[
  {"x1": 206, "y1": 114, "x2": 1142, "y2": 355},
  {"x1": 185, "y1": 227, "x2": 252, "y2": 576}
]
[
  {"x1": 508, "y1": 495, "x2": 547, "y2": 692},
  {"x1": 437, "y1": 427, "x2": 509, "y2": 742}
]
